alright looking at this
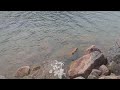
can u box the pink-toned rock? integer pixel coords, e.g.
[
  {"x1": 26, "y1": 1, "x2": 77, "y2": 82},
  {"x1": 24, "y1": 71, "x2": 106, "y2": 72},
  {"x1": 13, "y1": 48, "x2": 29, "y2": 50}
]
[
  {"x1": 85, "y1": 45, "x2": 101, "y2": 55},
  {"x1": 15, "y1": 66, "x2": 30, "y2": 77},
  {"x1": 99, "y1": 65, "x2": 110, "y2": 76},
  {"x1": 68, "y1": 50, "x2": 107, "y2": 78}
]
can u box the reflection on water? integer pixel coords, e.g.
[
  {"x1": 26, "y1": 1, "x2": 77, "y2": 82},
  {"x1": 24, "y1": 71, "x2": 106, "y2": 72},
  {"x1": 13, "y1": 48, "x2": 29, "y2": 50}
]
[{"x1": 0, "y1": 11, "x2": 120, "y2": 78}]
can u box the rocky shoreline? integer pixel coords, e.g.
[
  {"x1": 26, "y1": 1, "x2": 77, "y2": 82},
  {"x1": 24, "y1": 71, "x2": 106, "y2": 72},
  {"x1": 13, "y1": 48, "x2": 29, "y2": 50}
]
[{"x1": 1, "y1": 41, "x2": 120, "y2": 79}]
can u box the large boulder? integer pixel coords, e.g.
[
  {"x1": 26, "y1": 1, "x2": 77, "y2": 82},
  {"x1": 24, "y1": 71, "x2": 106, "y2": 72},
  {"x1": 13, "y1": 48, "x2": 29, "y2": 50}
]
[{"x1": 68, "y1": 45, "x2": 107, "y2": 79}]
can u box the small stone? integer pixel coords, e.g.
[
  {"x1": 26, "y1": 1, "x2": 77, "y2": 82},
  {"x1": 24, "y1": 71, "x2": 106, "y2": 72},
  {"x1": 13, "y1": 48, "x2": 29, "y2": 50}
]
[
  {"x1": 32, "y1": 66, "x2": 41, "y2": 72},
  {"x1": 110, "y1": 73, "x2": 116, "y2": 76},
  {"x1": 15, "y1": 66, "x2": 30, "y2": 77},
  {"x1": 99, "y1": 76, "x2": 118, "y2": 79},
  {"x1": 0, "y1": 75, "x2": 6, "y2": 79},
  {"x1": 90, "y1": 69, "x2": 102, "y2": 76},
  {"x1": 74, "y1": 76, "x2": 85, "y2": 79},
  {"x1": 99, "y1": 65, "x2": 110, "y2": 75},
  {"x1": 87, "y1": 74, "x2": 98, "y2": 79}
]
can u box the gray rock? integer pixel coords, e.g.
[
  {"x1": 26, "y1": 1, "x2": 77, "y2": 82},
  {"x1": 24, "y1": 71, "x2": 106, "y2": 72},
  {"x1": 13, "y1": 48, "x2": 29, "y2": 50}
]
[
  {"x1": 99, "y1": 65, "x2": 110, "y2": 75},
  {"x1": 0, "y1": 75, "x2": 6, "y2": 79},
  {"x1": 87, "y1": 74, "x2": 98, "y2": 79},
  {"x1": 108, "y1": 61, "x2": 120, "y2": 75},
  {"x1": 90, "y1": 69, "x2": 102, "y2": 76}
]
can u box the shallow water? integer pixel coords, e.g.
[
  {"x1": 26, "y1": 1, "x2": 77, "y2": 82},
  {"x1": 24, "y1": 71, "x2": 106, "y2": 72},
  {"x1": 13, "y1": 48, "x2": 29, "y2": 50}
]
[{"x1": 0, "y1": 11, "x2": 120, "y2": 78}]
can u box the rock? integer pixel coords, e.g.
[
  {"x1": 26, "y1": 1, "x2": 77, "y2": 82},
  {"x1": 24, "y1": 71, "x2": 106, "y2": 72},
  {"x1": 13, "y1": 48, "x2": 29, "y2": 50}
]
[
  {"x1": 98, "y1": 75, "x2": 120, "y2": 79},
  {"x1": 90, "y1": 69, "x2": 102, "y2": 76},
  {"x1": 110, "y1": 73, "x2": 116, "y2": 76},
  {"x1": 108, "y1": 61, "x2": 120, "y2": 75},
  {"x1": 85, "y1": 45, "x2": 101, "y2": 55},
  {"x1": 87, "y1": 75, "x2": 98, "y2": 79},
  {"x1": 0, "y1": 75, "x2": 6, "y2": 79},
  {"x1": 73, "y1": 76, "x2": 85, "y2": 79},
  {"x1": 99, "y1": 76, "x2": 118, "y2": 79},
  {"x1": 31, "y1": 65, "x2": 41, "y2": 72},
  {"x1": 107, "y1": 41, "x2": 120, "y2": 64},
  {"x1": 68, "y1": 48, "x2": 107, "y2": 78},
  {"x1": 15, "y1": 66, "x2": 30, "y2": 77},
  {"x1": 90, "y1": 69, "x2": 102, "y2": 77},
  {"x1": 87, "y1": 69, "x2": 101, "y2": 79},
  {"x1": 66, "y1": 47, "x2": 79, "y2": 61},
  {"x1": 99, "y1": 65, "x2": 110, "y2": 75}
]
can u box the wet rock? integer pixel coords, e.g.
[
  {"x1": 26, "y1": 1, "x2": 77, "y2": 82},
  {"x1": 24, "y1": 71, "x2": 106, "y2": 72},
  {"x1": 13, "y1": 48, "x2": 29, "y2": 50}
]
[
  {"x1": 70, "y1": 48, "x2": 78, "y2": 55},
  {"x1": 108, "y1": 61, "x2": 120, "y2": 75},
  {"x1": 74, "y1": 76, "x2": 85, "y2": 79},
  {"x1": 85, "y1": 45, "x2": 101, "y2": 55},
  {"x1": 99, "y1": 65, "x2": 110, "y2": 75},
  {"x1": 68, "y1": 48, "x2": 107, "y2": 78},
  {"x1": 15, "y1": 66, "x2": 30, "y2": 77},
  {"x1": 66, "y1": 47, "x2": 79, "y2": 61},
  {"x1": 0, "y1": 75, "x2": 6, "y2": 79}
]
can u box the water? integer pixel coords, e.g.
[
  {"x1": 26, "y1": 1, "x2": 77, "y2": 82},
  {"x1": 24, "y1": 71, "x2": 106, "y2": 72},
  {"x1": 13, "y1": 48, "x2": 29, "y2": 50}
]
[{"x1": 0, "y1": 11, "x2": 120, "y2": 78}]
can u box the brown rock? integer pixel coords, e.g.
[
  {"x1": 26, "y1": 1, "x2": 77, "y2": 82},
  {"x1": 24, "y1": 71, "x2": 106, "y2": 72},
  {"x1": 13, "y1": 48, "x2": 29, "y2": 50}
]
[
  {"x1": 68, "y1": 50, "x2": 107, "y2": 78},
  {"x1": 15, "y1": 66, "x2": 30, "y2": 77},
  {"x1": 31, "y1": 66, "x2": 41, "y2": 72},
  {"x1": 85, "y1": 45, "x2": 101, "y2": 55},
  {"x1": 99, "y1": 65, "x2": 110, "y2": 76}
]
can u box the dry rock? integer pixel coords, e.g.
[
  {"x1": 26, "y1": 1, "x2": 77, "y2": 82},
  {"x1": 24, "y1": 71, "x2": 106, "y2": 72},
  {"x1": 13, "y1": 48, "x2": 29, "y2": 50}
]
[
  {"x1": 68, "y1": 45, "x2": 107, "y2": 78},
  {"x1": 99, "y1": 65, "x2": 110, "y2": 75}
]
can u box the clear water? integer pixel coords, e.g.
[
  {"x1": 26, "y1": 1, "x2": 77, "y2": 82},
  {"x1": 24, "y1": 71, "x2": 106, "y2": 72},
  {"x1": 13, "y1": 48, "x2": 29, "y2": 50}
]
[{"x1": 0, "y1": 11, "x2": 120, "y2": 78}]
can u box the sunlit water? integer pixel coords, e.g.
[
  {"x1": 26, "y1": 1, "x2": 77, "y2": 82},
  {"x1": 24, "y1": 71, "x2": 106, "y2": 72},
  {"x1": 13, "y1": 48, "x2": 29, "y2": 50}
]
[{"x1": 0, "y1": 11, "x2": 120, "y2": 78}]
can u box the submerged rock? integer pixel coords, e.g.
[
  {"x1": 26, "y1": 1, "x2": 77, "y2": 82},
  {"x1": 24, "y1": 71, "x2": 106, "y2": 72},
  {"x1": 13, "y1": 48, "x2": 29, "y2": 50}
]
[
  {"x1": 68, "y1": 45, "x2": 107, "y2": 79},
  {"x1": 14, "y1": 66, "x2": 30, "y2": 78}
]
